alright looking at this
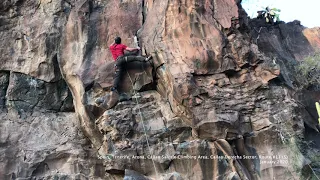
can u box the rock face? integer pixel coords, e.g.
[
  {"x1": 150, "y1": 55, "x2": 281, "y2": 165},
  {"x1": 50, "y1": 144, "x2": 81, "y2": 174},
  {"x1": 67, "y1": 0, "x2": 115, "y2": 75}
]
[
  {"x1": 0, "y1": 0, "x2": 320, "y2": 179},
  {"x1": 0, "y1": 111, "x2": 105, "y2": 179},
  {"x1": 0, "y1": 0, "x2": 104, "y2": 179}
]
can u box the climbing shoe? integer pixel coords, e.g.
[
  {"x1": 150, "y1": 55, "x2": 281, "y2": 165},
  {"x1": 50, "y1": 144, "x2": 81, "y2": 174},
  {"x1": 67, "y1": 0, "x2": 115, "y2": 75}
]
[
  {"x1": 119, "y1": 93, "x2": 130, "y2": 102},
  {"x1": 106, "y1": 90, "x2": 119, "y2": 109}
]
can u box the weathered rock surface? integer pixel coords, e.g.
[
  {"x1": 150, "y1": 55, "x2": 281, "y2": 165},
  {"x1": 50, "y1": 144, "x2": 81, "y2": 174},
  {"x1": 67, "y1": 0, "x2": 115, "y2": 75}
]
[
  {"x1": 0, "y1": 111, "x2": 105, "y2": 179},
  {"x1": 6, "y1": 72, "x2": 73, "y2": 112},
  {"x1": 0, "y1": 0, "x2": 320, "y2": 179},
  {"x1": 0, "y1": 0, "x2": 64, "y2": 82},
  {"x1": 303, "y1": 27, "x2": 320, "y2": 51}
]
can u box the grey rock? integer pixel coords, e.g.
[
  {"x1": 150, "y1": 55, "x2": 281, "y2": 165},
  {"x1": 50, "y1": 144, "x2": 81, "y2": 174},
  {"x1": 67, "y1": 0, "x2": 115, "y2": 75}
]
[
  {"x1": 6, "y1": 72, "x2": 73, "y2": 112},
  {"x1": 124, "y1": 169, "x2": 150, "y2": 180}
]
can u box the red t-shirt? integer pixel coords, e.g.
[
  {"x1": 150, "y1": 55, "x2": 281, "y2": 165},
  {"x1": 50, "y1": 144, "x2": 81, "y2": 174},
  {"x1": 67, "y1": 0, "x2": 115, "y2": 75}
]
[{"x1": 109, "y1": 44, "x2": 127, "y2": 60}]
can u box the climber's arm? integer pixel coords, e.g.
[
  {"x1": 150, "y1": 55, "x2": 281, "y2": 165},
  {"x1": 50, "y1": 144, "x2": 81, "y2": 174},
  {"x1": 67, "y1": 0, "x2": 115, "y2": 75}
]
[{"x1": 125, "y1": 47, "x2": 140, "y2": 51}]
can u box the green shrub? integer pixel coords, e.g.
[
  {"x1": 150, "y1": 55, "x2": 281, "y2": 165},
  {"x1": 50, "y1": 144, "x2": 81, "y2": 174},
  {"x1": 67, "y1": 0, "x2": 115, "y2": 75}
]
[{"x1": 295, "y1": 53, "x2": 320, "y2": 89}]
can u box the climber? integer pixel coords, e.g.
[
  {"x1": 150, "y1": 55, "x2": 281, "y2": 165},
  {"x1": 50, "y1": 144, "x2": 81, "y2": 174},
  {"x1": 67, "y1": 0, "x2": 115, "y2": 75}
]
[
  {"x1": 110, "y1": 36, "x2": 152, "y2": 92},
  {"x1": 95, "y1": 36, "x2": 152, "y2": 109}
]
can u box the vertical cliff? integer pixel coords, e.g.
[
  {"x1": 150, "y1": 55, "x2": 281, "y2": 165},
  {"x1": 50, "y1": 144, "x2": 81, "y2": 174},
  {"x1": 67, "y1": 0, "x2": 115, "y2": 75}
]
[
  {"x1": 0, "y1": 0, "x2": 104, "y2": 179},
  {"x1": 0, "y1": 0, "x2": 320, "y2": 179}
]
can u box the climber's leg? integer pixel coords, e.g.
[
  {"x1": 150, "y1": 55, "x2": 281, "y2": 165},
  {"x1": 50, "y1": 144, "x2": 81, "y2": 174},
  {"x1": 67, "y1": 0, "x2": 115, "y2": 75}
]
[
  {"x1": 113, "y1": 55, "x2": 153, "y2": 91},
  {"x1": 116, "y1": 56, "x2": 152, "y2": 66},
  {"x1": 124, "y1": 56, "x2": 145, "y2": 63},
  {"x1": 111, "y1": 56, "x2": 127, "y2": 91},
  {"x1": 113, "y1": 65, "x2": 123, "y2": 91}
]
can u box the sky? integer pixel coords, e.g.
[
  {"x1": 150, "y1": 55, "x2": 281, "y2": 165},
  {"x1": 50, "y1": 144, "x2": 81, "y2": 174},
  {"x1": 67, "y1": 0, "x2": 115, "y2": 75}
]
[{"x1": 241, "y1": 0, "x2": 320, "y2": 28}]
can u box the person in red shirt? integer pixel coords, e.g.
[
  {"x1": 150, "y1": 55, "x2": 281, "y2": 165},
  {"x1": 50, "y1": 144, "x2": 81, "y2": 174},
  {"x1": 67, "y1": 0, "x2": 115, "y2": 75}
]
[{"x1": 109, "y1": 36, "x2": 152, "y2": 92}]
